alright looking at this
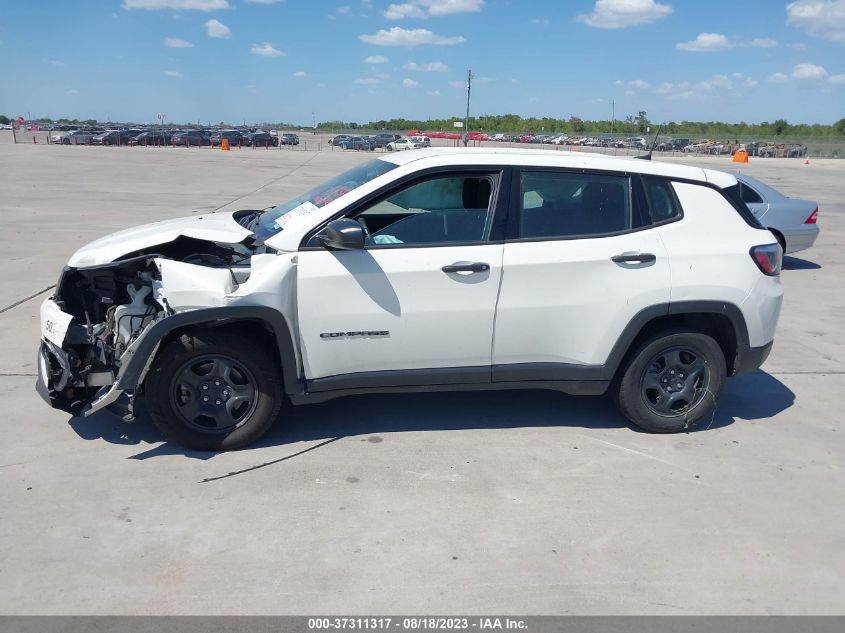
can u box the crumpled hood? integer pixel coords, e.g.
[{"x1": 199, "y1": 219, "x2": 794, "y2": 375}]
[{"x1": 68, "y1": 211, "x2": 253, "y2": 267}]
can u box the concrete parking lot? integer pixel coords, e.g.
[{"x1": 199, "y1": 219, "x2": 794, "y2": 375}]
[{"x1": 0, "y1": 132, "x2": 843, "y2": 615}]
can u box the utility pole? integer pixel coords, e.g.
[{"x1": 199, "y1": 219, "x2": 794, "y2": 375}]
[
  {"x1": 463, "y1": 69, "x2": 472, "y2": 147},
  {"x1": 611, "y1": 99, "x2": 615, "y2": 138}
]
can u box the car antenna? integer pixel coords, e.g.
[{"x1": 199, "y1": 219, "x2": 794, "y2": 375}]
[{"x1": 635, "y1": 125, "x2": 662, "y2": 161}]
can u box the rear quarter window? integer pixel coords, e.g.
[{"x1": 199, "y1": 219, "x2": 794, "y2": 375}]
[{"x1": 642, "y1": 177, "x2": 682, "y2": 223}]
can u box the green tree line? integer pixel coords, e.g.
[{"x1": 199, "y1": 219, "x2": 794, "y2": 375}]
[{"x1": 317, "y1": 114, "x2": 845, "y2": 138}]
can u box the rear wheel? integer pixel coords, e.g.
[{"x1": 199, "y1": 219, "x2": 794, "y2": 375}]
[
  {"x1": 145, "y1": 330, "x2": 283, "y2": 450},
  {"x1": 613, "y1": 330, "x2": 726, "y2": 433}
]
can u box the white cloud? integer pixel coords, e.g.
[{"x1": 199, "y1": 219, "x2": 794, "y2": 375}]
[
  {"x1": 676, "y1": 32, "x2": 732, "y2": 52},
  {"x1": 294, "y1": 70, "x2": 306, "y2": 76},
  {"x1": 354, "y1": 77, "x2": 381, "y2": 84},
  {"x1": 385, "y1": 3, "x2": 426, "y2": 18},
  {"x1": 164, "y1": 37, "x2": 193, "y2": 47},
  {"x1": 50, "y1": 60, "x2": 66, "y2": 67},
  {"x1": 251, "y1": 42, "x2": 285, "y2": 56},
  {"x1": 403, "y1": 61, "x2": 449, "y2": 72},
  {"x1": 205, "y1": 19, "x2": 231, "y2": 38},
  {"x1": 165, "y1": 70, "x2": 182, "y2": 77},
  {"x1": 448, "y1": 80, "x2": 465, "y2": 88},
  {"x1": 66, "y1": 89, "x2": 79, "y2": 95},
  {"x1": 365, "y1": 55, "x2": 389, "y2": 63},
  {"x1": 751, "y1": 37, "x2": 778, "y2": 48},
  {"x1": 829, "y1": 73, "x2": 845, "y2": 83},
  {"x1": 786, "y1": 0, "x2": 845, "y2": 44},
  {"x1": 375, "y1": 72, "x2": 391, "y2": 79},
  {"x1": 359, "y1": 27, "x2": 465, "y2": 46},
  {"x1": 792, "y1": 62, "x2": 828, "y2": 79},
  {"x1": 701, "y1": 74, "x2": 732, "y2": 90},
  {"x1": 769, "y1": 72, "x2": 789, "y2": 82},
  {"x1": 530, "y1": 18, "x2": 549, "y2": 26},
  {"x1": 337, "y1": 5, "x2": 352, "y2": 13},
  {"x1": 403, "y1": 78, "x2": 420, "y2": 87},
  {"x1": 622, "y1": 72, "x2": 765, "y2": 100},
  {"x1": 427, "y1": 90, "x2": 441, "y2": 95},
  {"x1": 576, "y1": 0, "x2": 672, "y2": 29},
  {"x1": 385, "y1": 0, "x2": 483, "y2": 19},
  {"x1": 731, "y1": 72, "x2": 759, "y2": 88},
  {"x1": 677, "y1": 33, "x2": 779, "y2": 52},
  {"x1": 245, "y1": 0, "x2": 285, "y2": 4},
  {"x1": 123, "y1": 0, "x2": 229, "y2": 10}
]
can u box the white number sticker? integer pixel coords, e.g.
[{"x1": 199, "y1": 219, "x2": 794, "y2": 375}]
[{"x1": 40, "y1": 299, "x2": 73, "y2": 347}]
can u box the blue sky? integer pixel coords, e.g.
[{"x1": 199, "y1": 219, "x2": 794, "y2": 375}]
[{"x1": 2, "y1": 0, "x2": 844, "y2": 125}]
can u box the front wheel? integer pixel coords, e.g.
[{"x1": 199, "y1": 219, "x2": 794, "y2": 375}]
[
  {"x1": 613, "y1": 330, "x2": 726, "y2": 433},
  {"x1": 145, "y1": 330, "x2": 283, "y2": 450}
]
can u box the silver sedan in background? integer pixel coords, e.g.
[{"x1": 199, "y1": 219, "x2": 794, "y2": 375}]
[{"x1": 735, "y1": 173, "x2": 820, "y2": 254}]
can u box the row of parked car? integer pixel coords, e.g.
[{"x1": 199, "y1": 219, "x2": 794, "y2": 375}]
[
  {"x1": 677, "y1": 139, "x2": 808, "y2": 157},
  {"x1": 50, "y1": 128, "x2": 300, "y2": 147},
  {"x1": 483, "y1": 133, "x2": 809, "y2": 157},
  {"x1": 328, "y1": 133, "x2": 432, "y2": 151}
]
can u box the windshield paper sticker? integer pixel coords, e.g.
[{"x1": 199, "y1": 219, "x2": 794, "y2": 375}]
[{"x1": 274, "y1": 200, "x2": 320, "y2": 230}]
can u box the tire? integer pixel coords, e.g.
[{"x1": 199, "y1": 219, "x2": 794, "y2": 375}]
[
  {"x1": 145, "y1": 330, "x2": 283, "y2": 451},
  {"x1": 613, "y1": 329, "x2": 726, "y2": 433}
]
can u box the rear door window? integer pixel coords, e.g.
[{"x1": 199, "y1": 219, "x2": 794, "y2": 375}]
[{"x1": 518, "y1": 171, "x2": 631, "y2": 239}]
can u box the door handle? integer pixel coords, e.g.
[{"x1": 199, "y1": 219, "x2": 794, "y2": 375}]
[
  {"x1": 441, "y1": 262, "x2": 490, "y2": 273},
  {"x1": 611, "y1": 253, "x2": 656, "y2": 263}
]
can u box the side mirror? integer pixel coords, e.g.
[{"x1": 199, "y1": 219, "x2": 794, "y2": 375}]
[{"x1": 320, "y1": 219, "x2": 365, "y2": 251}]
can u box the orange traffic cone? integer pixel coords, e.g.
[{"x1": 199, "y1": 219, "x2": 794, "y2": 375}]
[
  {"x1": 805, "y1": 159, "x2": 810, "y2": 164},
  {"x1": 221, "y1": 138, "x2": 230, "y2": 151}
]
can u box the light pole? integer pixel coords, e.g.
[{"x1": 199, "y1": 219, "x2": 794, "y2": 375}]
[
  {"x1": 463, "y1": 69, "x2": 472, "y2": 147},
  {"x1": 610, "y1": 99, "x2": 615, "y2": 138}
]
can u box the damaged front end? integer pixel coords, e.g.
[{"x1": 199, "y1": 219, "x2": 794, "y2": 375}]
[{"x1": 37, "y1": 230, "x2": 260, "y2": 419}]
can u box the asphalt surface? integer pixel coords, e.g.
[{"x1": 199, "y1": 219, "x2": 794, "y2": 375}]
[{"x1": 0, "y1": 131, "x2": 843, "y2": 614}]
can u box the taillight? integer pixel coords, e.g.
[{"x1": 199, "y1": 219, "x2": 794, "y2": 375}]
[
  {"x1": 751, "y1": 244, "x2": 782, "y2": 276},
  {"x1": 805, "y1": 207, "x2": 818, "y2": 224}
]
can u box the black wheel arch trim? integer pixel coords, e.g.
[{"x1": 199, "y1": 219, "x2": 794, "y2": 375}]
[
  {"x1": 600, "y1": 300, "x2": 751, "y2": 381},
  {"x1": 605, "y1": 300, "x2": 751, "y2": 377},
  {"x1": 116, "y1": 306, "x2": 302, "y2": 396}
]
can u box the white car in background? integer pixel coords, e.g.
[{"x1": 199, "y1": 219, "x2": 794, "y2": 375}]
[
  {"x1": 409, "y1": 135, "x2": 431, "y2": 147},
  {"x1": 51, "y1": 130, "x2": 74, "y2": 143},
  {"x1": 734, "y1": 173, "x2": 819, "y2": 254},
  {"x1": 37, "y1": 148, "x2": 783, "y2": 450},
  {"x1": 387, "y1": 137, "x2": 423, "y2": 151}
]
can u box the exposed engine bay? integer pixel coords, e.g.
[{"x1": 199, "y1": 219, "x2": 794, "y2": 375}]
[{"x1": 40, "y1": 228, "x2": 267, "y2": 416}]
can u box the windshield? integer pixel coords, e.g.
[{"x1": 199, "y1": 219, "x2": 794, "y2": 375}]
[{"x1": 254, "y1": 159, "x2": 397, "y2": 240}]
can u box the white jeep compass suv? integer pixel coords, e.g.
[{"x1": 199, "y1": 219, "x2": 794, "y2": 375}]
[{"x1": 37, "y1": 149, "x2": 783, "y2": 450}]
